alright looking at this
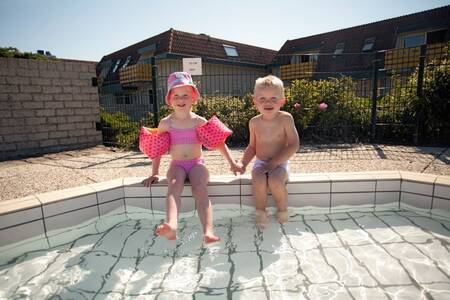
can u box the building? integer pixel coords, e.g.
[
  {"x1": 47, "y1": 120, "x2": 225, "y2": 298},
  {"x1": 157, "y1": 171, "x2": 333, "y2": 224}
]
[
  {"x1": 272, "y1": 5, "x2": 450, "y2": 87},
  {"x1": 97, "y1": 29, "x2": 276, "y2": 121}
]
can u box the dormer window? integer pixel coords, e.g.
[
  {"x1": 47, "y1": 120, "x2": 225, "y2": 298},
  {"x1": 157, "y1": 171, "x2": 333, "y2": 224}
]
[
  {"x1": 362, "y1": 37, "x2": 375, "y2": 52},
  {"x1": 334, "y1": 42, "x2": 345, "y2": 54},
  {"x1": 122, "y1": 56, "x2": 132, "y2": 68},
  {"x1": 112, "y1": 59, "x2": 121, "y2": 73},
  {"x1": 223, "y1": 44, "x2": 239, "y2": 57}
]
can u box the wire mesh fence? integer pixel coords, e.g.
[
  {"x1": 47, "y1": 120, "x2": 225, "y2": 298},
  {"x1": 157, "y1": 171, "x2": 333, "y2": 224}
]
[{"x1": 98, "y1": 42, "x2": 449, "y2": 148}]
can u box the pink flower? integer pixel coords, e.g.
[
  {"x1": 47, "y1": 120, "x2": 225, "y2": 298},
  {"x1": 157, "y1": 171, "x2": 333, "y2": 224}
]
[
  {"x1": 319, "y1": 102, "x2": 328, "y2": 111},
  {"x1": 294, "y1": 102, "x2": 301, "y2": 110}
]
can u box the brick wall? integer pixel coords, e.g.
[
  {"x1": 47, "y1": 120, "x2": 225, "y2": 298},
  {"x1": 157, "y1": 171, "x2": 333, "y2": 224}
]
[{"x1": 0, "y1": 57, "x2": 102, "y2": 160}]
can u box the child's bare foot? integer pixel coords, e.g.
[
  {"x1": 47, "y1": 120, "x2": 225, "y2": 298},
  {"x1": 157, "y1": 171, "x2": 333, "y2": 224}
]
[
  {"x1": 256, "y1": 209, "x2": 268, "y2": 229},
  {"x1": 204, "y1": 233, "x2": 220, "y2": 244},
  {"x1": 276, "y1": 210, "x2": 289, "y2": 224},
  {"x1": 155, "y1": 223, "x2": 176, "y2": 240}
]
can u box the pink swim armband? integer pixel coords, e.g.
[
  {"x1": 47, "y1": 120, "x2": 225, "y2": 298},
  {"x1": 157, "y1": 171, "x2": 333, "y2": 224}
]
[
  {"x1": 139, "y1": 127, "x2": 170, "y2": 159},
  {"x1": 196, "y1": 116, "x2": 232, "y2": 150}
]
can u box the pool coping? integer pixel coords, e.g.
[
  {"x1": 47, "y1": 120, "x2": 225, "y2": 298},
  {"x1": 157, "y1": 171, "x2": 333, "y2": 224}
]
[{"x1": 1, "y1": 171, "x2": 449, "y2": 247}]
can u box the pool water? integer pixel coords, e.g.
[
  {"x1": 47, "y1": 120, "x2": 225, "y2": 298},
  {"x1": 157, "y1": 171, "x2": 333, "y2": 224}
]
[{"x1": 1, "y1": 205, "x2": 450, "y2": 299}]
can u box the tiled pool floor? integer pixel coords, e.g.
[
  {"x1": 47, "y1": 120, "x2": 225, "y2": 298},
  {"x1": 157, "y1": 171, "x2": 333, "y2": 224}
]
[{"x1": 1, "y1": 206, "x2": 450, "y2": 299}]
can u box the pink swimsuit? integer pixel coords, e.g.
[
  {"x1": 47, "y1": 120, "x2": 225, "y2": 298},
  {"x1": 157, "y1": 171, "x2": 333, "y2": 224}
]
[{"x1": 169, "y1": 119, "x2": 204, "y2": 173}]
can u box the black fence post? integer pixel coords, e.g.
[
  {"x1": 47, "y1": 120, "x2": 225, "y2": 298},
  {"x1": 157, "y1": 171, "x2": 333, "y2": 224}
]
[
  {"x1": 151, "y1": 57, "x2": 159, "y2": 127},
  {"x1": 413, "y1": 45, "x2": 426, "y2": 145},
  {"x1": 370, "y1": 53, "x2": 379, "y2": 142}
]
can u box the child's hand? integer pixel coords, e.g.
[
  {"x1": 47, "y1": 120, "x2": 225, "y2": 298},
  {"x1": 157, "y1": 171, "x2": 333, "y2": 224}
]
[
  {"x1": 230, "y1": 161, "x2": 242, "y2": 176},
  {"x1": 236, "y1": 161, "x2": 246, "y2": 174},
  {"x1": 142, "y1": 175, "x2": 160, "y2": 186}
]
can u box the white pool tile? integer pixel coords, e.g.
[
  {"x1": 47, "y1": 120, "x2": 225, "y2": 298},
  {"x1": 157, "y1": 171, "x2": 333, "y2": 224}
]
[
  {"x1": 401, "y1": 172, "x2": 438, "y2": 184},
  {"x1": 0, "y1": 206, "x2": 43, "y2": 229},
  {"x1": 99, "y1": 199, "x2": 125, "y2": 216},
  {"x1": 150, "y1": 185, "x2": 167, "y2": 197},
  {"x1": 0, "y1": 220, "x2": 45, "y2": 247},
  {"x1": 289, "y1": 173, "x2": 330, "y2": 182},
  {"x1": 124, "y1": 186, "x2": 150, "y2": 198},
  {"x1": 434, "y1": 184, "x2": 450, "y2": 200},
  {"x1": 151, "y1": 197, "x2": 166, "y2": 212},
  {"x1": 41, "y1": 193, "x2": 97, "y2": 218},
  {"x1": 211, "y1": 195, "x2": 240, "y2": 205},
  {"x1": 435, "y1": 175, "x2": 450, "y2": 187},
  {"x1": 44, "y1": 206, "x2": 99, "y2": 232},
  {"x1": 88, "y1": 178, "x2": 123, "y2": 193},
  {"x1": 376, "y1": 180, "x2": 401, "y2": 191},
  {"x1": 207, "y1": 184, "x2": 240, "y2": 196},
  {"x1": 209, "y1": 175, "x2": 241, "y2": 185},
  {"x1": 375, "y1": 191, "x2": 400, "y2": 205},
  {"x1": 151, "y1": 185, "x2": 193, "y2": 197},
  {"x1": 0, "y1": 195, "x2": 41, "y2": 215},
  {"x1": 36, "y1": 185, "x2": 96, "y2": 205},
  {"x1": 327, "y1": 172, "x2": 375, "y2": 181},
  {"x1": 97, "y1": 187, "x2": 124, "y2": 204},
  {"x1": 240, "y1": 183, "x2": 252, "y2": 196},
  {"x1": 287, "y1": 182, "x2": 330, "y2": 193},
  {"x1": 150, "y1": 196, "x2": 196, "y2": 213},
  {"x1": 400, "y1": 192, "x2": 432, "y2": 210},
  {"x1": 125, "y1": 197, "x2": 151, "y2": 210},
  {"x1": 289, "y1": 193, "x2": 330, "y2": 208},
  {"x1": 401, "y1": 181, "x2": 434, "y2": 196},
  {"x1": 331, "y1": 192, "x2": 375, "y2": 207},
  {"x1": 332, "y1": 181, "x2": 376, "y2": 193},
  {"x1": 241, "y1": 195, "x2": 254, "y2": 207},
  {"x1": 431, "y1": 197, "x2": 450, "y2": 215}
]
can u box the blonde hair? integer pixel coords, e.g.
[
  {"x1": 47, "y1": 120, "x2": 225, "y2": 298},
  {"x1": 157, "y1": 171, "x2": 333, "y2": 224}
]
[{"x1": 254, "y1": 75, "x2": 284, "y2": 95}]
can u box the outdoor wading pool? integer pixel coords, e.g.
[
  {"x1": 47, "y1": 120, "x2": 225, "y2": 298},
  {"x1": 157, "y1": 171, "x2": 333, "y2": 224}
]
[{"x1": 0, "y1": 172, "x2": 449, "y2": 299}]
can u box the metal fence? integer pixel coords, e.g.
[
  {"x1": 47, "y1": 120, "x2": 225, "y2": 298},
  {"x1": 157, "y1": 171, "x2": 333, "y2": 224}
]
[{"x1": 98, "y1": 43, "x2": 449, "y2": 147}]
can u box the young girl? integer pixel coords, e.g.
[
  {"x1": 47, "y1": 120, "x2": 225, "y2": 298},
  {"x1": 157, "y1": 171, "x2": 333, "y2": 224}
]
[{"x1": 142, "y1": 71, "x2": 240, "y2": 243}]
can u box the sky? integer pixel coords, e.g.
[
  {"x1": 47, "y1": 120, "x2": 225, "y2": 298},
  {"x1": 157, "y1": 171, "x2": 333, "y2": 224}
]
[{"x1": 1, "y1": 0, "x2": 449, "y2": 62}]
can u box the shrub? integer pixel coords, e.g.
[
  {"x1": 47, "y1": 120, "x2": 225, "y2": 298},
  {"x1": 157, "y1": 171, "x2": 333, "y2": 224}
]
[
  {"x1": 99, "y1": 108, "x2": 139, "y2": 149},
  {"x1": 284, "y1": 77, "x2": 371, "y2": 142}
]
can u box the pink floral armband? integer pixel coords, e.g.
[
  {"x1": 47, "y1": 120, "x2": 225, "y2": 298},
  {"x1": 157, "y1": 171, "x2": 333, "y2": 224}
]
[
  {"x1": 139, "y1": 127, "x2": 170, "y2": 159},
  {"x1": 196, "y1": 116, "x2": 232, "y2": 150}
]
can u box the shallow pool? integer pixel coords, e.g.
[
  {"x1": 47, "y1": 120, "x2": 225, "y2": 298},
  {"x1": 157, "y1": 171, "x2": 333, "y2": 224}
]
[{"x1": 1, "y1": 205, "x2": 450, "y2": 299}]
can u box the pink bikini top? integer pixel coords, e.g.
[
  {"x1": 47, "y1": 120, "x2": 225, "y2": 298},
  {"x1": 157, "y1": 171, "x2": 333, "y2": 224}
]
[{"x1": 168, "y1": 117, "x2": 201, "y2": 145}]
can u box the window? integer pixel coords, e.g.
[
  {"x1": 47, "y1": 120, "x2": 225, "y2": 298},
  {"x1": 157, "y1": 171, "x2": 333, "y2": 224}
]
[
  {"x1": 112, "y1": 59, "x2": 121, "y2": 73},
  {"x1": 291, "y1": 53, "x2": 319, "y2": 64},
  {"x1": 122, "y1": 56, "x2": 132, "y2": 69},
  {"x1": 403, "y1": 34, "x2": 425, "y2": 48},
  {"x1": 426, "y1": 29, "x2": 447, "y2": 44},
  {"x1": 362, "y1": 37, "x2": 375, "y2": 52},
  {"x1": 223, "y1": 44, "x2": 238, "y2": 57},
  {"x1": 116, "y1": 94, "x2": 132, "y2": 105},
  {"x1": 334, "y1": 42, "x2": 345, "y2": 54}
]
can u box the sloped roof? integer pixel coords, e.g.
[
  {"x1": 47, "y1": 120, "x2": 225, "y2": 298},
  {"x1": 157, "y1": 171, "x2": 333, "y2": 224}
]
[
  {"x1": 99, "y1": 28, "x2": 276, "y2": 67},
  {"x1": 276, "y1": 5, "x2": 450, "y2": 59}
]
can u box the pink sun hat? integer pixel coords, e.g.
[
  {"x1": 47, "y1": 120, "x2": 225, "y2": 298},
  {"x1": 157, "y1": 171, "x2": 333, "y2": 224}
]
[{"x1": 165, "y1": 71, "x2": 200, "y2": 105}]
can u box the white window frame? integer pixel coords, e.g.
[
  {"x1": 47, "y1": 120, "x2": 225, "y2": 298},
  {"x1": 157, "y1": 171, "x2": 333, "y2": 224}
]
[
  {"x1": 112, "y1": 59, "x2": 121, "y2": 73},
  {"x1": 223, "y1": 44, "x2": 239, "y2": 57},
  {"x1": 334, "y1": 42, "x2": 345, "y2": 55},
  {"x1": 362, "y1": 37, "x2": 375, "y2": 52},
  {"x1": 122, "y1": 56, "x2": 132, "y2": 69}
]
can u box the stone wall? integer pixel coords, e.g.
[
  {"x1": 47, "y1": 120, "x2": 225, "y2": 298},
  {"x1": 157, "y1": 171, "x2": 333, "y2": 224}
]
[{"x1": 0, "y1": 57, "x2": 102, "y2": 160}]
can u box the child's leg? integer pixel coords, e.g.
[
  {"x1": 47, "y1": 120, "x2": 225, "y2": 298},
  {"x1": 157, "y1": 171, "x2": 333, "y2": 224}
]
[
  {"x1": 252, "y1": 170, "x2": 269, "y2": 227},
  {"x1": 156, "y1": 165, "x2": 186, "y2": 240},
  {"x1": 267, "y1": 167, "x2": 289, "y2": 223},
  {"x1": 188, "y1": 164, "x2": 219, "y2": 243}
]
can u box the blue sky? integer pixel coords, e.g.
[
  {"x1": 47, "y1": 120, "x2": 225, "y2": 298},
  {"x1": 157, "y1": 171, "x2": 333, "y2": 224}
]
[{"x1": 1, "y1": 0, "x2": 449, "y2": 61}]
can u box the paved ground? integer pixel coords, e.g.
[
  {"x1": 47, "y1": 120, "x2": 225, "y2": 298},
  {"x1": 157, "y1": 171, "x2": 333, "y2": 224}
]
[{"x1": 0, "y1": 144, "x2": 449, "y2": 202}]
